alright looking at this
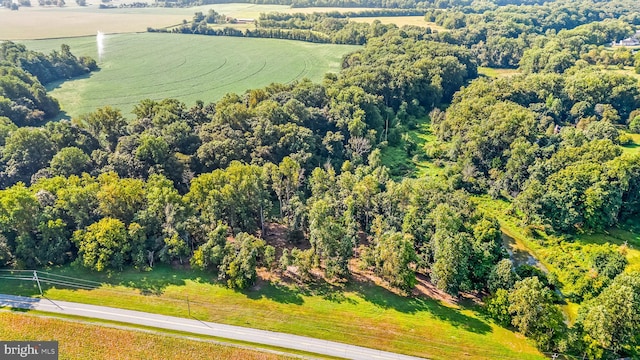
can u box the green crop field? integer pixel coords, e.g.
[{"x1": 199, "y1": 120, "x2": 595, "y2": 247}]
[{"x1": 20, "y1": 33, "x2": 360, "y2": 118}]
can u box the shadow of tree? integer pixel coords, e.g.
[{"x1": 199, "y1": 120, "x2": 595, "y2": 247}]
[
  {"x1": 45, "y1": 71, "x2": 96, "y2": 92},
  {"x1": 244, "y1": 282, "x2": 304, "y2": 305},
  {"x1": 0, "y1": 281, "x2": 42, "y2": 298},
  {"x1": 9, "y1": 307, "x2": 29, "y2": 313},
  {"x1": 30, "y1": 264, "x2": 212, "y2": 296},
  {"x1": 118, "y1": 273, "x2": 191, "y2": 296},
  {"x1": 50, "y1": 110, "x2": 71, "y2": 122},
  {"x1": 348, "y1": 278, "x2": 492, "y2": 335},
  {"x1": 244, "y1": 272, "x2": 490, "y2": 335},
  {"x1": 297, "y1": 279, "x2": 358, "y2": 305}
]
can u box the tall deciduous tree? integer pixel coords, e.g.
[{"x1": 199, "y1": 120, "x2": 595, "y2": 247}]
[
  {"x1": 2, "y1": 127, "x2": 55, "y2": 184},
  {"x1": 187, "y1": 161, "x2": 269, "y2": 234},
  {"x1": 508, "y1": 277, "x2": 565, "y2": 351},
  {"x1": 75, "y1": 106, "x2": 128, "y2": 151},
  {"x1": 73, "y1": 217, "x2": 144, "y2": 271},
  {"x1": 219, "y1": 232, "x2": 265, "y2": 289},
  {"x1": 373, "y1": 228, "x2": 416, "y2": 290},
  {"x1": 579, "y1": 272, "x2": 640, "y2": 356},
  {"x1": 308, "y1": 198, "x2": 353, "y2": 278},
  {"x1": 49, "y1": 147, "x2": 91, "y2": 177}
]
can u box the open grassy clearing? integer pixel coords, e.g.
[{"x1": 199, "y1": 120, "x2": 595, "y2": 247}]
[
  {"x1": 622, "y1": 132, "x2": 640, "y2": 154},
  {"x1": 0, "y1": 266, "x2": 544, "y2": 360},
  {"x1": 380, "y1": 117, "x2": 445, "y2": 178},
  {"x1": 19, "y1": 33, "x2": 359, "y2": 118},
  {"x1": 475, "y1": 196, "x2": 640, "y2": 274},
  {"x1": 406, "y1": 117, "x2": 444, "y2": 177},
  {"x1": 0, "y1": 311, "x2": 296, "y2": 360},
  {"x1": 349, "y1": 16, "x2": 446, "y2": 31},
  {"x1": 603, "y1": 65, "x2": 640, "y2": 82},
  {"x1": 478, "y1": 66, "x2": 521, "y2": 78}
]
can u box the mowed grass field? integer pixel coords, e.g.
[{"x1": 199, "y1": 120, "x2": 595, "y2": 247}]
[
  {"x1": 20, "y1": 33, "x2": 359, "y2": 118},
  {"x1": 478, "y1": 66, "x2": 521, "y2": 78},
  {"x1": 0, "y1": 312, "x2": 295, "y2": 360},
  {"x1": 0, "y1": 266, "x2": 544, "y2": 360}
]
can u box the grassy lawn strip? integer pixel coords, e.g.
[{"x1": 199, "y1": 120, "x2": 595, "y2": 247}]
[
  {"x1": 0, "y1": 310, "x2": 299, "y2": 360},
  {"x1": 622, "y1": 132, "x2": 640, "y2": 155},
  {"x1": 0, "y1": 265, "x2": 544, "y2": 360},
  {"x1": 381, "y1": 117, "x2": 445, "y2": 178},
  {"x1": 477, "y1": 67, "x2": 521, "y2": 78}
]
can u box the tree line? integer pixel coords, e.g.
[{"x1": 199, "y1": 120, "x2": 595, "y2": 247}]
[
  {"x1": 150, "y1": 10, "x2": 406, "y2": 46},
  {"x1": 0, "y1": 148, "x2": 507, "y2": 295},
  {"x1": 0, "y1": 42, "x2": 97, "y2": 126},
  {"x1": 153, "y1": 0, "x2": 639, "y2": 71}
]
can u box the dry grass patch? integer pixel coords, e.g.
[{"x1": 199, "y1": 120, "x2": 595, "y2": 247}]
[
  {"x1": 0, "y1": 312, "x2": 294, "y2": 360},
  {"x1": 0, "y1": 8, "x2": 187, "y2": 40}
]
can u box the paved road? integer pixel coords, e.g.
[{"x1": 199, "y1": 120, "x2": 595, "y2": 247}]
[{"x1": 0, "y1": 294, "x2": 425, "y2": 360}]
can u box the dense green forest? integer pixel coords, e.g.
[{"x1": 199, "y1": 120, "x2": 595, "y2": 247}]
[{"x1": 2, "y1": 0, "x2": 640, "y2": 358}]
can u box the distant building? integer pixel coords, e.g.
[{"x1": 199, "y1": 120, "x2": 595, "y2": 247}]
[
  {"x1": 613, "y1": 30, "x2": 640, "y2": 47},
  {"x1": 616, "y1": 38, "x2": 640, "y2": 46}
]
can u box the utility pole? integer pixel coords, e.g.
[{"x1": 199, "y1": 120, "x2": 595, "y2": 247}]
[
  {"x1": 33, "y1": 270, "x2": 43, "y2": 296},
  {"x1": 187, "y1": 296, "x2": 191, "y2": 317}
]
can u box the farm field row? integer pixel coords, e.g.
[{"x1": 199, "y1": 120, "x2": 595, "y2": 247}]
[{"x1": 20, "y1": 33, "x2": 360, "y2": 118}]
